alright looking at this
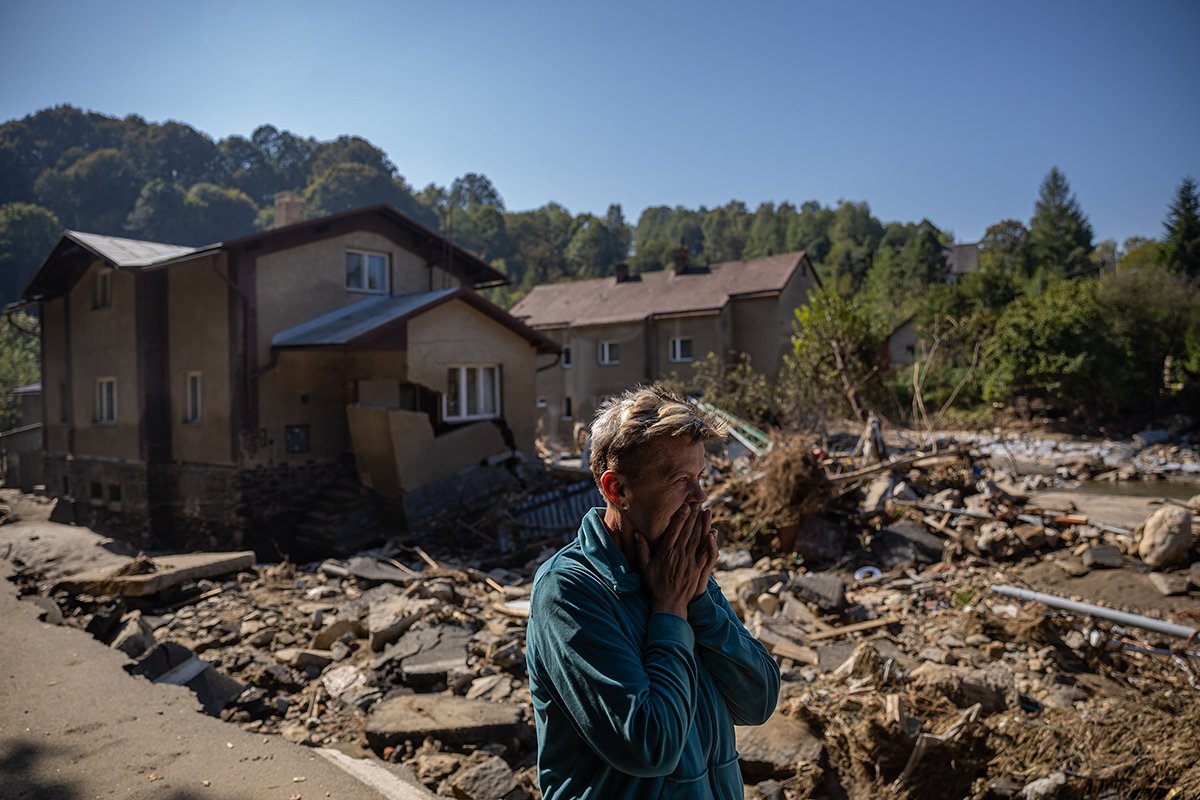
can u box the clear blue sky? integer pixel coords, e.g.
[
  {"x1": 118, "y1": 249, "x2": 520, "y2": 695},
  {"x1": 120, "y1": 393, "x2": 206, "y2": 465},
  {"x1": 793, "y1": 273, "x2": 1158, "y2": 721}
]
[{"x1": 2, "y1": 0, "x2": 1197, "y2": 247}]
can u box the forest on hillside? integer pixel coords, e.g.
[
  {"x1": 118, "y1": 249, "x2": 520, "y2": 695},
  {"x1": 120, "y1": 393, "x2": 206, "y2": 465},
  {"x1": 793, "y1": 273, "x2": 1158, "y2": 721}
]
[{"x1": 1, "y1": 105, "x2": 1199, "y2": 427}]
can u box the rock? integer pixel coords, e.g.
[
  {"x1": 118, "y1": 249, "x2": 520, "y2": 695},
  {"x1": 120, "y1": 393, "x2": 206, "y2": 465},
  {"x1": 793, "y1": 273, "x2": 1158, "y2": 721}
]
[
  {"x1": 247, "y1": 627, "x2": 276, "y2": 648},
  {"x1": 32, "y1": 595, "x2": 65, "y2": 625},
  {"x1": 714, "y1": 569, "x2": 790, "y2": 617},
  {"x1": 273, "y1": 647, "x2": 334, "y2": 669},
  {"x1": 859, "y1": 475, "x2": 894, "y2": 516},
  {"x1": 365, "y1": 695, "x2": 524, "y2": 751},
  {"x1": 1187, "y1": 494, "x2": 1200, "y2": 512},
  {"x1": 109, "y1": 610, "x2": 156, "y2": 658},
  {"x1": 736, "y1": 712, "x2": 824, "y2": 781},
  {"x1": 716, "y1": 550, "x2": 753, "y2": 570},
  {"x1": 312, "y1": 617, "x2": 365, "y2": 650},
  {"x1": 322, "y1": 664, "x2": 368, "y2": 699},
  {"x1": 1191, "y1": 562, "x2": 1200, "y2": 588},
  {"x1": 790, "y1": 572, "x2": 846, "y2": 612},
  {"x1": 448, "y1": 754, "x2": 517, "y2": 800},
  {"x1": 782, "y1": 515, "x2": 846, "y2": 562},
  {"x1": 1021, "y1": 770, "x2": 1067, "y2": 799},
  {"x1": 1013, "y1": 524, "x2": 1048, "y2": 550},
  {"x1": 280, "y1": 724, "x2": 312, "y2": 744},
  {"x1": 928, "y1": 488, "x2": 962, "y2": 509},
  {"x1": 909, "y1": 663, "x2": 1014, "y2": 712},
  {"x1": 1139, "y1": 505, "x2": 1193, "y2": 568},
  {"x1": 869, "y1": 519, "x2": 945, "y2": 569},
  {"x1": 1148, "y1": 572, "x2": 1189, "y2": 596},
  {"x1": 918, "y1": 647, "x2": 956, "y2": 665},
  {"x1": 465, "y1": 674, "x2": 514, "y2": 702},
  {"x1": 1081, "y1": 545, "x2": 1123, "y2": 569},
  {"x1": 369, "y1": 596, "x2": 437, "y2": 652},
  {"x1": 1055, "y1": 557, "x2": 1090, "y2": 577},
  {"x1": 815, "y1": 641, "x2": 857, "y2": 673},
  {"x1": 978, "y1": 521, "x2": 1021, "y2": 558}
]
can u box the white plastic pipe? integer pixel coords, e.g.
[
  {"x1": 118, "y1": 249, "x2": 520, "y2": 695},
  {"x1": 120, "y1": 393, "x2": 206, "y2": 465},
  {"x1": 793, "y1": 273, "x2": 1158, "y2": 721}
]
[{"x1": 990, "y1": 584, "x2": 1198, "y2": 639}]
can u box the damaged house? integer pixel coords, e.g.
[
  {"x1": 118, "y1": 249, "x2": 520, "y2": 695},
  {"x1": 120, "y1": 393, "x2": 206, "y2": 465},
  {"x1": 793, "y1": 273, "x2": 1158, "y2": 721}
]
[
  {"x1": 18, "y1": 198, "x2": 557, "y2": 549},
  {"x1": 510, "y1": 248, "x2": 819, "y2": 447}
]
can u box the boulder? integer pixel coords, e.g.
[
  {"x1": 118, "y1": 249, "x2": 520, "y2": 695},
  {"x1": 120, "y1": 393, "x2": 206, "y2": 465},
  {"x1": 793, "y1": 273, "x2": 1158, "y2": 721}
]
[
  {"x1": 736, "y1": 713, "x2": 824, "y2": 781},
  {"x1": 1148, "y1": 572, "x2": 1189, "y2": 597},
  {"x1": 448, "y1": 755, "x2": 518, "y2": 800},
  {"x1": 1138, "y1": 506, "x2": 1193, "y2": 568}
]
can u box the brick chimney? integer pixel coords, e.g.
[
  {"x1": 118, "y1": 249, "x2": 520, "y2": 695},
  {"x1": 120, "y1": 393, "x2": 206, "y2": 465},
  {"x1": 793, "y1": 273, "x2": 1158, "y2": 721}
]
[
  {"x1": 671, "y1": 245, "x2": 690, "y2": 275},
  {"x1": 613, "y1": 262, "x2": 631, "y2": 283},
  {"x1": 273, "y1": 191, "x2": 306, "y2": 228}
]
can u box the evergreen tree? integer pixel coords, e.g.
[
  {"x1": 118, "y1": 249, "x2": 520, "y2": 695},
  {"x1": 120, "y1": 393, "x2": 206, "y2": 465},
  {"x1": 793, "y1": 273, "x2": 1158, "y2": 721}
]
[
  {"x1": 1028, "y1": 167, "x2": 1093, "y2": 282},
  {"x1": 1162, "y1": 177, "x2": 1200, "y2": 278}
]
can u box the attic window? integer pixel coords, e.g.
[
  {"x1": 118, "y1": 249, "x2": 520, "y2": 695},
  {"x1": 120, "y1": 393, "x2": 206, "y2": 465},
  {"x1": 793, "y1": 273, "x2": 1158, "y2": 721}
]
[
  {"x1": 93, "y1": 270, "x2": 112, "y2": 309},
  {"x1": 346, "y1": 249, "x2": 389, "y2": 294}
]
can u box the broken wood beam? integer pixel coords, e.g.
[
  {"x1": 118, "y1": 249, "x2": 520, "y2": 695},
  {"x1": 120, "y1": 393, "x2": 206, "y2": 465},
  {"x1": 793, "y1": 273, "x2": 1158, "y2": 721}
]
[{"x1": 805, "y1": 616, "x2": 901, "y2": 642}]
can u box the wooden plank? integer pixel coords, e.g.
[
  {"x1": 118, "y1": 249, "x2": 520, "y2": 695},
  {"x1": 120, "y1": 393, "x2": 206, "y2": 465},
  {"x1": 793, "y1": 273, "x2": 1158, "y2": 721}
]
[{"x1": 804, "y1": 616, "x2": 900, "y2": 642}]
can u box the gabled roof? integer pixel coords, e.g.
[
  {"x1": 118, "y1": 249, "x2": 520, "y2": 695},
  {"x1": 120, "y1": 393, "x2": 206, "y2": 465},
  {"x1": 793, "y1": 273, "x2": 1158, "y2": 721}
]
[
  {"x1": 62, "y1": 231, "x2": 208, "y2": 268},
  {"x1": 510, "y1": 251, "x2": 813, "y2": 328},
  {"x1": 272, "y1": 287, "x2": 559, "y2": 354},
  {"x1": 21, "y1": 204, "x2": 506, "y2": 302}
]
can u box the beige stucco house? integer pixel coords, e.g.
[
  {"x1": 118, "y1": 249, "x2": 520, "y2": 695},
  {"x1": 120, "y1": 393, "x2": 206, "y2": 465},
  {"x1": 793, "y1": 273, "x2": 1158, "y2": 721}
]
[
  {"x1": 20, "y1": 200, "x2": 555, "y2": 547},
  {"x1": 510, "y1": 249, "x2": 819, "y2": 446}
]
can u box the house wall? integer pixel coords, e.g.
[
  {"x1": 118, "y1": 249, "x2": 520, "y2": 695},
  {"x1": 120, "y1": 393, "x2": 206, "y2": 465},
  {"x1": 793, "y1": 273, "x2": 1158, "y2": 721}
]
[
  {"x1": 406, "y1": 299, "x2": 539, "y2": 452},
  {"x1": 254, "y1": 350, "x2": 350, "y2": 464},
  {"x1": 68, "y1": 263, "x2": 140, "y2": 461},
  {"x1": 253, "y1": 231, "x2": 458, "y2": 364},
  {"x1": 42, "y1": 298, "x2": 69, "y2": 453},
  {"x1": 887, "y1": 320, "x2": 920, "y2": 366},
  {"x1": 652, "y1": 312, "x2": 724, "y2": 382},
  {"x1": 729, "y1": 262, "x2": 817, "y2": 379},
  {"x1": 168, "y1": 255, "x2": 234, "y2": 466}
]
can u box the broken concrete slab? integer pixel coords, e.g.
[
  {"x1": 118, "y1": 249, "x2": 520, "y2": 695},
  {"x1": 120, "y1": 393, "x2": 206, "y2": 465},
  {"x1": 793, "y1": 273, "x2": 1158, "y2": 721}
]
[
  {"x1": 312, "y1": 617, "x2": 366, "y2": 650},
  {"x1": 1081, "y1": 545, "x2": 1123, "y2": 569},
  {"x1": 791, "y1": 572, "x2": 846, "y2": 612},
  {"x1": 1148, "y1": 572, "x2": 1190, "y2": 597},
  {"x1": 909, "y1": 662, "x2": 1014, "y2": 712},
  {"x1": 369, "y1": 596, "x2": 438, "y2": 651},
  {"x1": 365, "y1": 695, "x2": 524, "y2": 751},
  {"x1": 870, "y1": 519, "x2": 945, "y2": 568},
  {"x1": 780, "y1": 515, "x2": 846, "y2": 562},
  {"x1": 1191, "y1": 562, "x2": 1200, "y2": 588},
  {"x1": 109, "y1": 610, "x2": 155, "y2": 658},
  {"x1": 401, "y1": 628, "x2": 472, "y2": 689},
  {"x1": 55, "y1": 551, "x2": 255, "y2": 597},
  {"x1": 273, "y1": 647, "x2": 334, "y2": 670},
  {"x1": 322, "y1": 664, "x2": 369, "y2": 699},
  {"x1": 128, "y1": 641, "x2": 245, "y2": 716},
  {"x1": 736, "y1": 712, "x2": 824, "y2": 781}
]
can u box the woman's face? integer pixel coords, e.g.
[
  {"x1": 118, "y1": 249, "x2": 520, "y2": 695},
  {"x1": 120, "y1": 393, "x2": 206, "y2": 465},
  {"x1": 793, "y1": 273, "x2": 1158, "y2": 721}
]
[{"x1": 620, "y1": 437, "x2": 708, "y2": 543}]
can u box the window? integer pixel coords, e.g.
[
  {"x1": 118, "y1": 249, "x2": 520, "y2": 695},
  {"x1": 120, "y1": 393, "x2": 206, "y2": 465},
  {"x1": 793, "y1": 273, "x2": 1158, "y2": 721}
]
[
  {"x1": 562, "y1": 397, "x2": 573, "y2": 420},
  {"x1": 109, "y1": 484, "x2": 122, "y2": 503},
  {"x1": 561, "y1": 346, "x2": 572, "y2": 368},
  {"x1": 184, "y1": 372, "x2": 203, "y2": 423},
  {"x1": 598, "y1": 341, "x2": 620, "y2": 365},
  {"x1": 90, "y1": 481, "x2": 103, "y2": 500},
  {"x1": 93, "y1": 270, "x2": 111, "y2": 309},
  {"x1": 444, "y1": 365, "x2": 500, "y2": 422},
  {"x1": 94, "y1": 378, "x2": 116, "y2": 423},
  {"x1": 668, "y1": 337, "x2": 694, "y2": 363},
  {"x1": 284, "y1": 424, "x2": 311, "y2": 454},
  {"x1": 345, "y1": 249, "x2": 389, "y2": 293},
  {"x1": 536, "y1": 397, "x2": 548, "y2": 409}
]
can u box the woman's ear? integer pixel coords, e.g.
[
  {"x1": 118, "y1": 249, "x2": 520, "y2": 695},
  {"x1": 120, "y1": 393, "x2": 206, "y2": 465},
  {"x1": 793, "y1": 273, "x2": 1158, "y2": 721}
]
[{"x1": 599, "y1": 470, "x2": 627, "y2": 510}]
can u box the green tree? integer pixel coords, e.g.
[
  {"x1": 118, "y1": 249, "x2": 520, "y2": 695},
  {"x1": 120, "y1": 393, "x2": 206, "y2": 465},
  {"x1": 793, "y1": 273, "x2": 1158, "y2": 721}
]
[
  {"x1": 742, "y1": 202, "x2": 782, "y2": 258},
  {"x1": 304, "y1": 162, "x2": 411, "y2": 217},
  {"x1": 699, "y1": 201, "x2": 750, "y2": 263},
  {"x1": 507, "y1": 203, "x2": 575, "y2": 290},
  {"x1": 1162, "y1": 177, "x2": 1200, "y2": 277},
  {"x1": 979, "y1": 219, "x2": 1029, "y2": 275},
  {"x1": 448, "y1": 173, "x2": 504, "y2": 210},
  {"x1": 1027, "y1": 167, "x2": 1094, "y2": 283},
  {"x1": 251, "y1": 124, "x2": 316, "y2": 190},
  {"x1": 0, "y1": 312, "x2": 40, "y2": 428},
  {"x1": 310, "y1": 136, "x2": 397, "y2": 181},
  {"x1": 565, "y1": 213, "x2": 627, "y2": 278},
  {"x1": 0, "y1": 203, "x2": 61, "y2": 303},
  {"x1": 184, "y1": 183, "x2": 259, "y2": 244},
  {"x1": 220, "y1": 134, "x2": 283, "y2": 204},
  {"x1": 782, "y1": 285, "x2": 882, "y2": 422},
  {"x1": 33, "y1": 148, "x2": 140, "y2": 232},
  {"x1": 124, "y1": 180, "x2": 191, "y2": 243},
  {"x1": 783, "y1": 200, "x2": 835, "y2": 263},
  {"x1": 1117, "y1": 237, "x2": 1160, "y2": 271}
]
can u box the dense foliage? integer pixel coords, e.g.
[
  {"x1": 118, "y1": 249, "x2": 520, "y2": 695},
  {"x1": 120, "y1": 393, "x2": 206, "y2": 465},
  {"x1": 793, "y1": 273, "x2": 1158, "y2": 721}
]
[{"x1": 1, "y1": 105, "x2": 1197, "y2": 428}]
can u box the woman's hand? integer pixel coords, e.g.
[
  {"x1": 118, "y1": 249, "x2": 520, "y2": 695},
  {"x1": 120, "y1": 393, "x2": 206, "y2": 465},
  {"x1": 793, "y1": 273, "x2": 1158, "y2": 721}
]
[{"x1": 634, "y1": 503, "x2": 716, "y2": 618}]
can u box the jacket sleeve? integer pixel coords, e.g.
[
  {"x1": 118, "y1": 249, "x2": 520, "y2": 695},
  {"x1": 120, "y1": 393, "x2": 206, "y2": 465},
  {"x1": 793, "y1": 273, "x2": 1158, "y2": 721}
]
[
  {"x1": 686, "y1": 578, "x2": 780, "y2": 726},
  {"x1": 528, "y1": 569, "x2": 698, "y2": 777}
]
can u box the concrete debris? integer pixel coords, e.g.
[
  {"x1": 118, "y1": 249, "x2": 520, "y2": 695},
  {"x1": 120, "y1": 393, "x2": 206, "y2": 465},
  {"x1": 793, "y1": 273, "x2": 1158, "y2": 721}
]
[{"x1": 13, "y1": 421, "x2": 1200, "y2": 800}]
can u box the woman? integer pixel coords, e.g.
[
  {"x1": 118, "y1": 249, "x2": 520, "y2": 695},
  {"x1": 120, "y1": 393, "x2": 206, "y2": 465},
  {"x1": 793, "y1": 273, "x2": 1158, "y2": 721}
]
[{"x1": 526, "y1": 385, "x2": 780, "y2": 799}]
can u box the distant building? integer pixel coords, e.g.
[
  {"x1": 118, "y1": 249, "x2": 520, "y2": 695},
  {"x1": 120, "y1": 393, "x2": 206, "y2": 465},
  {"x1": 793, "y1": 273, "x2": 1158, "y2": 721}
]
[
  {"x1": 1, "y1": 382, "x2": 43, "y2": 491},
  {"x1": 944, "y1": 242, "x2": 981, "y2": 283},
  {"x1": 510, "y1": 248, "x2": 819, "y2": 446},
  {"x1": 19, "y1": 198, "x2": 555, "y2": 547}
]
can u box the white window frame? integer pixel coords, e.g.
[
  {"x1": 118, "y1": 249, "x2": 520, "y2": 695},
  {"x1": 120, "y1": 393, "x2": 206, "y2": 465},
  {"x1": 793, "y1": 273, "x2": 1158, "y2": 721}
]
[
  {"x1": 668, "y1": 336, "x2": 694, "y2": 363},
  {"x1": 93, "y1": 270, "x2": 112, "y2": 309},
  {"x1": 184, "y1": 371, "x2": 203, "y2": 424},
  {"x1": 345, "y1": 248, "x2": 390, "y2": 294},
  {"x1": 561, "y1": 345, "x2": 572, "y2": 368},
  {"x1": 443, "y1": 364, "x2": 501, "y2": 422},
  {"x1": 94, "y1": 377, "x2": 117, "y2": 424},
  {"x1": 598, "y1": 341, "x2": 620, "y2": 365}
]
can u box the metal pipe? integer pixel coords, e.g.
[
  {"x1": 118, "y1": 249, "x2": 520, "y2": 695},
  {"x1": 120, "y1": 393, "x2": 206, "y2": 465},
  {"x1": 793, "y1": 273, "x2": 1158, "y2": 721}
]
[{"x1": 991, "y1": 584, "x2": 1198, "y2": 639}]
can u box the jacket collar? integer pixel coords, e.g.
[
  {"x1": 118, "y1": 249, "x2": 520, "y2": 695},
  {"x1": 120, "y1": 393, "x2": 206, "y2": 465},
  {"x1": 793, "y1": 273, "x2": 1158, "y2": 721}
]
[{"x1": 578, "y1": 508, "x2": 642, "y2": 594}]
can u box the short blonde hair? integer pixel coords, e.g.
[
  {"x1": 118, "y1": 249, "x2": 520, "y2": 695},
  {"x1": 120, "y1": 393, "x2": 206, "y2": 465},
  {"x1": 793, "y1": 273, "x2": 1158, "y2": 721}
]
[{"x1": 588, "y1": 385, "x2": 725, "y2": 489}]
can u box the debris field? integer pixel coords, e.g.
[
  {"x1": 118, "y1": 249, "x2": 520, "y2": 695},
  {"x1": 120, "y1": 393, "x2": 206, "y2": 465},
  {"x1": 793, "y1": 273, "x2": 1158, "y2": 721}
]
[{"x1": 8, "y1": 425, "x2": 1200, "y2": 800}]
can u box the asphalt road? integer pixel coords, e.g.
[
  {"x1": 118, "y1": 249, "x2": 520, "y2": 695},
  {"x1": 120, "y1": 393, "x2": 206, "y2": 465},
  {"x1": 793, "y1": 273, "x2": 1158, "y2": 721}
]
[{"x1": 0, "y1": 498, "x2": 433, "y2": 800}]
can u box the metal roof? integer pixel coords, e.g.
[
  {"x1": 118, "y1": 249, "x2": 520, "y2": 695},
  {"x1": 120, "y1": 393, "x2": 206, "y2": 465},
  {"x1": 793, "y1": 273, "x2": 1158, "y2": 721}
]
[
  {"x1": 272, "y1": 289, "x2": 459, "y2": 347},
  {"x1": 64, "y1": 231, "x2": 205, "y2": 268}
]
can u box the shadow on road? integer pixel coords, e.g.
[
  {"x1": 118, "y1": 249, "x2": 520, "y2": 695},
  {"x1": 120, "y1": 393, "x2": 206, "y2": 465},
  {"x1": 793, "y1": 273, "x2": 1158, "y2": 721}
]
[{"x1": 1, "y1": 737, "x2": 205, "y2": 800}]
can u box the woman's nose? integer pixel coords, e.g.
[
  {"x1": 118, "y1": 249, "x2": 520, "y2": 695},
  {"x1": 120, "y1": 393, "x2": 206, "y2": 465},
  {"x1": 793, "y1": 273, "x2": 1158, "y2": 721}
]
[{"x1": 688, "y1": 480, "x2": 707, "y2": 503}]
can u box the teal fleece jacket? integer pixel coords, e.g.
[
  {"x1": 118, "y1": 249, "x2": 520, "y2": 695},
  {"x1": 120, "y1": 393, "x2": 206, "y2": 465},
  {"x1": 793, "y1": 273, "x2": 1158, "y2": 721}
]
[{"x1": 526, "y1": 509, "x2": 780, "y2": 799}]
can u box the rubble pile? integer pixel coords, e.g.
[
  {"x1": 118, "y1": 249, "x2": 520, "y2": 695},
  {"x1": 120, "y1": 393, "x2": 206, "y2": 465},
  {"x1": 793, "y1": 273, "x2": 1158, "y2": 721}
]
[{"x1": 11, "y1": 424, "x2": 1200, "y2": 799}]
